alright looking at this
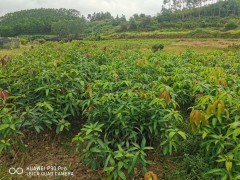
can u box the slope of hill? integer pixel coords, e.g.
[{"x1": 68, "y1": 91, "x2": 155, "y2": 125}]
[
  {"x1": 0, "y1": 0, "x2": 240, "y2": 39},
  {"x1": 0, "y1": 8, "x2": 85, "y2": 36}
]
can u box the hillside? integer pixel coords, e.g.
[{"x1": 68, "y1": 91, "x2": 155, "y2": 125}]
[
  {"x1": 0, "y1": 0, "x2": 240, "y2": 39},
  {"x1": 0, "y1": 8, "x2": 85, "y2": 37}
]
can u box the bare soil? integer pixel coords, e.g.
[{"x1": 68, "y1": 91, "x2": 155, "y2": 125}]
[
  {"x1": 0, "y1": 130, "x2": 101, "y2": 180},
  {"x1": 0, "y1": 130, "x2": 177, "y2": 180},
  {"x1": 173, "y1": 39, "x2": 239, "y2": 48}
]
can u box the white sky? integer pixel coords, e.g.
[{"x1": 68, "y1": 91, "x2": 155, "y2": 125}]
[{"x1": 0, "y1": 0, "x2": 163, "y2": 18}]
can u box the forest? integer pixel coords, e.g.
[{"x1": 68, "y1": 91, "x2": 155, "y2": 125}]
[{"x1": 0, "y1": 0, "x2": 240, "y2": 38}]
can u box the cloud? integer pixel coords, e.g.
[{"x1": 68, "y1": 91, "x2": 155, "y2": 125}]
[{"x1": 0, "y1": 0, "x2": 163, "y2": 18}]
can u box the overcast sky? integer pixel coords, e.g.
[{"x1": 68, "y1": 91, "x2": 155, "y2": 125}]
[{"x1": 0, "y1": 0, "x2": 163, "y2": 18}]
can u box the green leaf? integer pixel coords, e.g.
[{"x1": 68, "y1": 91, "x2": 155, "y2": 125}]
[
  {"x1": 202, "y1": 132, "x2": 208, "y2": 139},
  {"x1": 178, "y1": 131, "x2": 187, "y2": 140},
  {"x1": 97, "y1": 139, "x2": 106, "y2": 148},
  {"x1": 118, "y1": 171, "x2": 126, "y2": 180},
  {"x1": 10, "y1": 124, "x2": 15, "y2": 130},
  {"x1": 216, "y1": 157, "x2": 226, "y2": 163},
  {"x1": 117, "y1": 144, "x2": 124, "y2": 151},
  {"x1": 234, "y1": 174, "x2": 240, "y2": 179},
  {"x1": 35, "y1": 87, "x2": 45, "y2": 92},
  {"x1": 0, "y1": 124, "x2": 9, "y2": 131},
  {"x1": 132, "y1": 153, "x2": 139, "y2": 167},
  {"x1": 141, "y1": 137, "x2": 146, "y2": 148},
  {"x1": 204, "y1": 168, "x2": 225, "y2": 176},
  {"x1": 125, "y1": 153, "x2": 134, "y2": 157},
  {"x1": 45, "y1": 102, "x2": 53, "y2": 111},
  {"x1": 212, "y1": 117, "x2": 217, "y2": 127},
  {"x1": 104, "y1": 154, "x2": 111, "y2": 168},
  {"x1": 169, "y1": 141, "x2": 172, "y2": 155},
  {"x1": 143, "y1": 146, "x2": 154, "y2": 150},
  {"x1": 169, "y1": 132, "x2": 176, "y2": 139},
  {"x1": 163, "y1": 145, "x2": 168, "y2": 155},
  {"x1": 60, "y1": 125, "x2": 64, "y2": 132},
  {"x1": 114, "y1": 152, "x2": 123, "y2": 159},
  {"x1": 118, "y1": 162, "x2": 123, "y2": 170},
  {"x1": 46, "y1": 89, "x2": 49, "y2": 96},
  {"x1": 35, "y1": 126, "x2": 41, "y2": 133},
  {"x1": 132, "y1": 142, "x2": 140, "y2": 149},
  {"x1": 225, "y1": 161, "x2": 232, "y2": 173},
  {"x1": 86, "y1": 129, "x2": 92, "y2": 135},
  {"x1": 90, "y1": 147, "x2": 101, "y2": 153},
  {"x1": 109, "y1": 157, "x2": 115, "y2": 166},
  {"x1": 104, "y1": 167, "x2": 114, "y2": 173},
  {"x1": 153, "y1": 121, "x2": 157, "y2": 131}
]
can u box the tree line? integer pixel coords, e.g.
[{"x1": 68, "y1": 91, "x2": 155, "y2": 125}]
[
  {"x1": 0, "y1": 1, "x2": 239, "y2": 38},
  {"x1": 0, "y1": 8, "x2": 86, "y2": 37},
  {"x1": 160, "y1": 0, "x2": 240, "y2": 20}
]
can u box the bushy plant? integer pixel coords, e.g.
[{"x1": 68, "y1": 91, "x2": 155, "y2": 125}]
[
  {"x1": 190, "y1": 81, "x2": 240, "y2": 178},
  {"x1": 19, "y1": 38, "x2": 29, "y2": 45},
  {"x1": 225, "y1": 21, "x2": 238, "y2": 31},
  {"x1": 152, "y1": 43, "x2": 164, "y2": 52},
  {"x1": 73, "y1": 122, "x2": 153, "y2": 179}
]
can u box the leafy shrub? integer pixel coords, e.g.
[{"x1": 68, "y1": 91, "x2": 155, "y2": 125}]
[
  {"x1": 190, "y1": 84, "x2": 240, "y2": 178},
  {"x1": 76, "y1": 80, "x2": 185, "y2": 176},
  {"x1": 189, "y1": 28, "x2": 214, "y2": 38},
  {"x1": 152, "y1": 43, "x2": 164, "y2": 52},
  {"x1": 19, "y1": 38, "x2": 29, "y2": 45},
  {"x1": 33, "y1": 38, "x2": 46, "y2": 44},
  {"x1": 73, "y1": 122, "x2": 153, "y2": 179},
  {"x1": 225, "y1": 21, "x2": 238, "y2": 31}
]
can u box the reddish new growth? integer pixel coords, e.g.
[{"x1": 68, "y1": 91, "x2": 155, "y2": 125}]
[
  {"x1": 85, "y1": 54, "x2": 92, "y2": 59},
  {"x1": 0, "y1": 90, "x2": 9, "y2": 101},
  {"x1": 1, "y1": 55, "x2": 10, "y2": 66}
]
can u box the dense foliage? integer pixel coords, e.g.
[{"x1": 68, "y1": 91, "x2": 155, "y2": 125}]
[
  {"x1": 0, "y1": 40, "x2": 239, "y2": 179},
  {"x1": 161, "y1": 0, "x2": 240, "y2": 20},
  {"x1": 1, "y1": 1, "x2": 240, "y2": 38},
  {"x1": 0, "y1": 8, "x2": 86, "y2": 37}
]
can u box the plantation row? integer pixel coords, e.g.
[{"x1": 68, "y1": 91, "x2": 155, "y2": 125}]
[{"x1": 0, "y1": 41, "x2": 240, "y2": 179}]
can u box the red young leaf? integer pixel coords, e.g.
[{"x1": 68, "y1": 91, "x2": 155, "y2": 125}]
[{"x1": 1, "y1": 90, "x2": 9, "y2": 101}]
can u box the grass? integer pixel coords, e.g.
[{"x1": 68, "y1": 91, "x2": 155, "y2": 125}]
[
  {"x1": 164, "y1": 39, "x2": 240, "y2": 54},
  {"x1": 108, "y1": 28, "x2": 240, "y2": 39},
  {"x1": 83, "y1": 38, "x2": 240, "y2": 54},
  {"x1": 1, "y1": 39, "x2": 239, "y2": 59},
  {"x1": 0, "y1": 165, "x2": 12, "y2": 179},
  {"x1": 0, "y1": 45, "x2": 31, "y2": 58}
]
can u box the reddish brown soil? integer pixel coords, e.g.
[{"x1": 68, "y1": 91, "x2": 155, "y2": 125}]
[
  {"x1": 174, "y1": 40, "x2": 239, "y2": 48},
  {"x1": 0, "y1": 131, "x2": 176, "y2": 180},
  {"x1": 0, "y1": 131, "x2": 101, "y2": 180}
]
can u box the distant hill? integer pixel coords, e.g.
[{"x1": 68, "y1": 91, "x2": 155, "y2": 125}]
[
  {"x1": 158, "y1": 0, "x2": 240, "y2": 22},
  {"x1": 0, "y1": 1, "x2": 240, "y2": 39},
  {"x1": 0, "y1": 8, "x2": 84, "y2": 36}
]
